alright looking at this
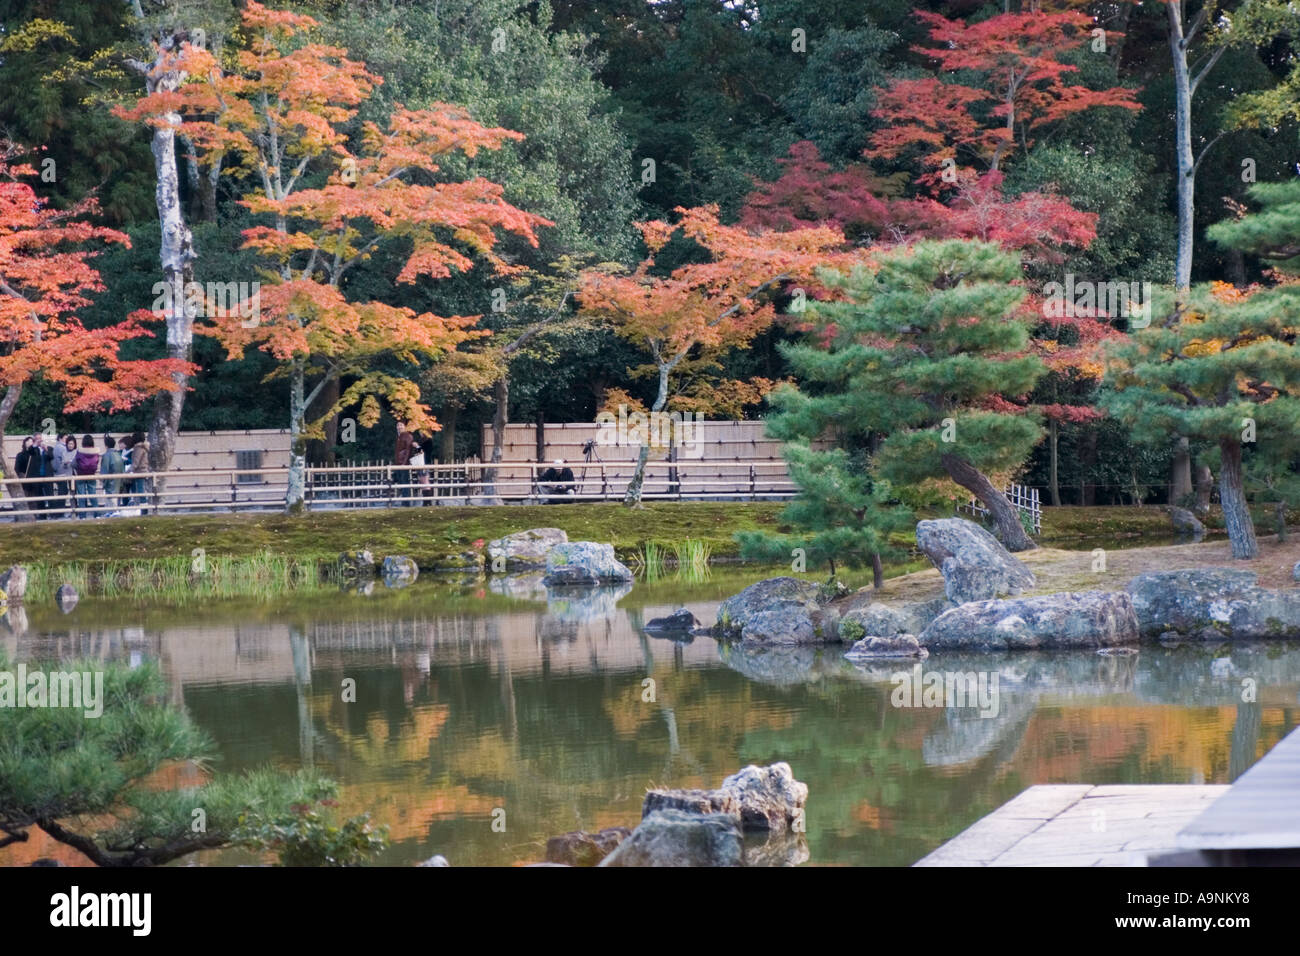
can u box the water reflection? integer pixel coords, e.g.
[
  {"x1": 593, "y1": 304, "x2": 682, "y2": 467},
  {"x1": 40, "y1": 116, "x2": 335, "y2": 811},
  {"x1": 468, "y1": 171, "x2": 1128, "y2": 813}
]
[{"x1": 1, "y1": 576, "x2": 1298, "y2": 867}]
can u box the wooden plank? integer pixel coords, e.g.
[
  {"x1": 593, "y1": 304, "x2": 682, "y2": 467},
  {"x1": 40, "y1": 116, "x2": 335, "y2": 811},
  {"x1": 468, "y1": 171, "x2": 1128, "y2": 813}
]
[
  {"x1": 916, "y1": 785, "x2": 1230, "y2": 867},
  {"x1": 1177, "y1": 726, "x2": 1300, "y2": 850}
]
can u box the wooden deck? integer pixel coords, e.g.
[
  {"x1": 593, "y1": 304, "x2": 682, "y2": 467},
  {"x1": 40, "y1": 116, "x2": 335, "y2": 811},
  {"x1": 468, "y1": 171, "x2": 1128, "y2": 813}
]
[
  {"x1": 1176, "y1": 725, "x2": 1300, "y2": 856},
  {"x1": 918, "y1": 725, "x2": 1300, "y2": 866},
  {"x1": 914, "y1": 785, "x2": 1230, "y2": 867}
]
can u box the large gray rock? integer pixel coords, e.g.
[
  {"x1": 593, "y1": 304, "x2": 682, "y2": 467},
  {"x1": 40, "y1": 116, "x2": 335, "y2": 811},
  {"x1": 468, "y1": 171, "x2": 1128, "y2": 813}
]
[
  {"x1": 542, "y1": 542, "x2": 634, "y2": 586},
  {"x1": 1127, "y1": 569, "x2": 1300, "y2": 640},
  {"x1": 545, "y1": 827, "x2": 632, "y2": 866},
  {"x1": 919, "y1": 590, "x2": 1139, "y2": 650},
  {"x1": 598, "y1": 810, "x2": 743, "y2": 867},
  {"x1": 642, "y1": 762, "x2": 807, "y2": 834},
  {"x1": 717, "y1": 763, "x2": 809, "y2": 833},
  {"x1": 715, "y1": 576, "x2": 833, "y2": 644},
  {"x1": 838, "y1": 598, "x2": 952, "y2": 643},
  {"x1": 1167, "y1": 506, "x2": 1206, "y2": 537},
  {"x1": 487, "y1": 528, "x2": 568, "y2": 572},
  {"x1": 915, "y1": 518, "x2": 1036, "y2": 604}
]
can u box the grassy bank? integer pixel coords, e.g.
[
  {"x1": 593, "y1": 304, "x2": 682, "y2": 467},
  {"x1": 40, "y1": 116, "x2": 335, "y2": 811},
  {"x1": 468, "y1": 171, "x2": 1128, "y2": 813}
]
[
  {"x1": 0, "y1": 502, "x2": 1270, "y2": 602},
  {"x1": 0, "y1": 502, "x2": 786, "y2": 569}
]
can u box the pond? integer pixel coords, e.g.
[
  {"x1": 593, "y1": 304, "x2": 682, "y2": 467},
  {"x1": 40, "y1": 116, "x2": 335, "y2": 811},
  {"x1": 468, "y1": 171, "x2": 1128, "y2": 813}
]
[{"x1": 2, "y1": 568, "x2": 1298, "y2": 867}]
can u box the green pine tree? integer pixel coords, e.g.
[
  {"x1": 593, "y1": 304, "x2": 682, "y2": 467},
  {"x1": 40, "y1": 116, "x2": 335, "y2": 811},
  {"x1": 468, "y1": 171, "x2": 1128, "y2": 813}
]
[
  {"x1": 1103, "y1": 282, "x2": 1300, "y2": 559},
  {"x1": 0, "y1": 651, "x2": 386, "y2": 866},
  {"x1": 737, "y1": 441, "x2": 913, "y2": 585},
  {"x1": 760, "y1": 240, "x2": 1044, "y2": 553},
  {"x1": 1208, "y1": 180, "x2": 1300, "y2": 276}
]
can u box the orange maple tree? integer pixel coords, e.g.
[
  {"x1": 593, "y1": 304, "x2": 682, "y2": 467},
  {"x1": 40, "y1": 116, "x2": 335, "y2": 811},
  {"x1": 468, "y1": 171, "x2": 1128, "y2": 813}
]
[
  {"x1": 0, "y1": 141, "x2": 192, "y2": 490},
  {"x1": 578, "y1": 205, "x2": 846, "y2": 504},
  {"x1": 118, "y1": 2, "x2": 550, "y2": 507}
]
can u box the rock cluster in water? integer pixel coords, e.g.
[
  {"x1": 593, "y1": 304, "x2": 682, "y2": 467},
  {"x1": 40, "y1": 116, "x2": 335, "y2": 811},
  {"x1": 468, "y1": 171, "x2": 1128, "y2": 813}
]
[{"x1": 706, "y1": 517, "x2": 1300, "y2": 652}]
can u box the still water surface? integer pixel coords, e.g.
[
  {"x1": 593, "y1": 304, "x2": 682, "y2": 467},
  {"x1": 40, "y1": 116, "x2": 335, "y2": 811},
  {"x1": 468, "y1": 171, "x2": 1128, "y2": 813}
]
[{"x1": 3, "y1": 569, "x2": 1298, "y2": 866}]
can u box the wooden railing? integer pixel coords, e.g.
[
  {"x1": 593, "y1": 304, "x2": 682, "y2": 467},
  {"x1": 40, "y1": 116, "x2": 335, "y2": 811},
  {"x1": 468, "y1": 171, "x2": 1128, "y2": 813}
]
[{"x1": 0, "y1": 458, "x2": 800, "y2": 519}]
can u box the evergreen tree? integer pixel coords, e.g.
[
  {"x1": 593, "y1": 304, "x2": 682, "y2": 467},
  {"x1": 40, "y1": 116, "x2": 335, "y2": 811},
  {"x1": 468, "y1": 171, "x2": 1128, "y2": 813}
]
[
  {"x1": 1104, "y1": 281, "x2": 1300, "y2": 559},
  {"x1": 1208, "y1": 180, "x2": 1300, "y2": 275},
  {"x1": 737, "y1": 441, "x2": 912, "y2": 586},
  {"x1": 765, "y1": 239, "x2": 1045, "y2": 552},
  {"x1": 0, "y1": 651, "x2": 384, "y2": 866}
]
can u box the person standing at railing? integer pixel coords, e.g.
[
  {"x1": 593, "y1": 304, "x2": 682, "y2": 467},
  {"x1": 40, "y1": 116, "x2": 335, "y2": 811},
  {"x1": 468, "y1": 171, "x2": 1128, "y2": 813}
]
[
  {"x1": 73, "y1": 434, "x2": 100, "y2": 519},
  {"x1": 15, "y1": 436, "x2": 44, "y2": 518},
  {"x1": 22, "y1": 433, "x2": 53, "y2": 518},
  {"x1": 394, "y1": 421, "x2": 415, "y2": 506},
  {"x1": 14, "y1": 436, "x2": 32, "y2": 495},
  {"x1": 126, "y1": 431, "x2": 150, "y2": 507},
  {"x1": 98, "y1": 436, "x2": 125, "y2": 513},
  {"x1": 50, "y1": 434, "x2": 77, "y2": 518},
  {"x1": 415, "y1": 429, "x2": 436, "y2": 503}
]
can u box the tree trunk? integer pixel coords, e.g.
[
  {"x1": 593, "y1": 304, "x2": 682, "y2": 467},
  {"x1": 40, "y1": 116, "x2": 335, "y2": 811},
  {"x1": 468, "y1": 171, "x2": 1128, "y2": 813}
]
[
  {"x1": 305, "y1": 374, "x2": 339, "y2": 465},
  {"x1": 1048, "y1": 418, "x2": 1061, "y2": 507},
  {"x1": 1218, "y1": 438, "x2": 1258, "y2": 559},
  {"x1": 1274, "y1": 500, "x2": 1287, "y2": 542},
  {"x1": 1169, "y1": 1, "x2": 1196, "y2": 291},
  {"x1": 0, "y1": 383, "x2": 34, "y2": 520},
  {"x1": 1170, "y1": 435, "x2": 1192, "y2": 503},
  {"x1": 940, "y1": 452, "x2": 1037, "y2": 551},
  {"x1": 478, "y1": 373, "x2": 509, "y2": 504},
  {"x1": 1079, "y1": 428, "x2": 1097, "y2": 505},
  {"x1": 534, "y1": 409, "x2": 545, "y2": 463},
  {"x1": 286, "y1": 359, "x2": 307, "y2": 512},
  {"x1": 1194, "y1": 463, "x2": 1213, "y2": 514},
  {"x1": 871, "y1": 552, "x2": 884, "y2": 589},
  {"x1": 624, "y1": 364, "x2": 669, "y2": 506},
  {"x1": 141, "y1": 34, "x2": 197, "y2": 498},
  {"x1": 440, "y1": 406, "x2": 458, "y2": 463}
]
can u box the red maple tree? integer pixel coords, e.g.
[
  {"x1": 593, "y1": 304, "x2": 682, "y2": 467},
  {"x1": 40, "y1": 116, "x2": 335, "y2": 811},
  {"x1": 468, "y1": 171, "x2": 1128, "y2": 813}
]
[
  {"x1": 867, "y1": 10, "x2": 1140, "y2": 188},
  {"x1": 0, "y1": 141, "x2": 192, "y2": 489}
]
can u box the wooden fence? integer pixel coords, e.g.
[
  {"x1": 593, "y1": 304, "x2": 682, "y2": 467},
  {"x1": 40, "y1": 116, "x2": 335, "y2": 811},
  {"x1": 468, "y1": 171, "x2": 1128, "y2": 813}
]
[
  {"x1": 0, "y1": 457, "x2": 800, "y2": 520},
  {"x1": 957, "y1": 483, "x2": 1042, "y2": 535}
]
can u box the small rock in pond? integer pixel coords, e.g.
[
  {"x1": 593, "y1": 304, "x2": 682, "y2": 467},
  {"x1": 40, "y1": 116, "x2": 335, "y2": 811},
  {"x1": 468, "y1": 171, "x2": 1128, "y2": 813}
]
[
  {"x1": 416, "y1": 854, "x2": 450, "y2": 867},
  {"x1": 545, "y1": 826, "x2": 631, "y2": 866},
  {"x1": 55, "y1": 584, "x2": 78, "y2": 613},
  {"x1": 644, "y1": 608, "x2": 698, "y2": 637},
  {"x1": 845, "y1": 633, "x2": 928, "y2": 660}
]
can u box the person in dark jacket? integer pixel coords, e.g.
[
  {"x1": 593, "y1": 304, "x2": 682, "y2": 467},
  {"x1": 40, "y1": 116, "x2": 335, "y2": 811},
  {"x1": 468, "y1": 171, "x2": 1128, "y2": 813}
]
[
  {"x1": 538, "y1": 459, "x2": 576, "y2": 504},
  {"x1": 73, "y1": 434, "x2": 100, "y2": 519},
  {"x1": 22, "y1": 433, "x2": 53, "y2": 518},
  {"x1": 14, "y1": 436, "x2": 32, "y2": 480}
]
